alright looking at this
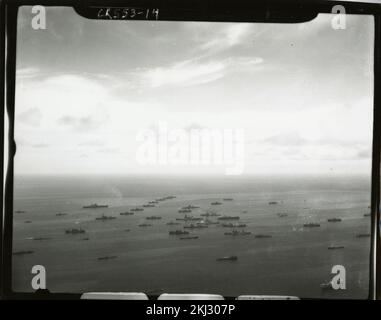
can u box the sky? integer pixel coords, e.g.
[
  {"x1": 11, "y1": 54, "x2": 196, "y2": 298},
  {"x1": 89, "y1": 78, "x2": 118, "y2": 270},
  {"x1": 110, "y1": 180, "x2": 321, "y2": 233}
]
[{"x1": 14, "y1": 6, "x2": 374, "y2": 176}]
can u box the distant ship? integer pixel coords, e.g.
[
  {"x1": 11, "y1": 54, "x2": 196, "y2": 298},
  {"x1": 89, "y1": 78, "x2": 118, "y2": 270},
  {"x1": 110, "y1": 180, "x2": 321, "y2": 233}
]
[
  {"x1": 303, "y1": 223, "x2": 320, "y2": 228},
  {"x1": 131, "y1": 208, "x2": 144, "y2": 212},
  {"x1": 255, "y1": 234, "x2": 272, "y2": 238},
  {"x1": 169, "y1": 230, "x2": 189, "y2": 235},
  {"x1": 138, "y1": 223, "x2": 152, "y2": 227},
  {"x1": 364, "y1": 213, "x2": 371, "y2": 217},
  {"x1": 223, "y1": 198, "x2": 234, "y2": 201},
  {"x1": 268, "y1": 201, "x2": 278, "y2": 205},
  {"x1": 166, "y1": 221, "x2": 181, "y2": 226},
  {"x1": 327, "y1": 218, "x2": 342, "y2": 222},
  {"x1": 95, "y1": 214, "x2": 116, "y2": 221},
  {"x1": 180, "y1": 236, "x2": 199, "y2": 240},
  {"x1": 83, "y1": 203, "x2": 108, "y2": 209},
  {"x1": 356, "y1": 233, "x2": 370, "y2": 238},
  {"x1": 15, "y1": 210, "x2": 26, "y2": 213},
  {"x1": 120, "y1": 212, "x2": 134, "y2": 216},
  {"x1": 176, "y1": 215, "x2": 202, "y2": 221},
  {"x1": 328, "y1": 245, "x2": 344, "y2": 250},
  {"x1": 97, "y1": 255, "x2": 117, "y2": 261},
  {"x1": 216, "y1": 255, "x2": 238, "y2": 261},
  {"x1": 24, "y1": 221, "x2": 32, "y2": 224},
  {"x1": 218, "y1": 216, "x2": 240, "y2": 221},
  {"x1": 13, "y1": 250, "x2": 34, "y2": 256},
  {"x1": 80, "y1": 237, "x2": 90, "y2": 241},
  {"x1": 65, "y1": 228, "x2": 85, "y2": 234},
  {"x1": 146, "y1": 216, "x2": 162, "y2": 220},
  {"x1": 225, "y1": 230, "x2": 251, "y2": 236},
  {"x1": 56, "y1": 212, "x2": 67, "y2": 216},
  {"x1": 178, "y1": 209, "x2": 192, "y2": 213},
  {"x1": 201, "y1": 212, "x2": 220, "y2": 217},
  {"x1": 211, "y1": 202, "x2": 222, "y2": 205},
  {"x1": 148, "y1": 201, "x2": 159, "y2": 204},
  {"x1": 222, "y1": 223, "x2": 246, "y2": 228},
  {"x1": 32, "y1": 237, "x2": 51, "y2": 241},
  {"x1": 182, "y1": 205, "x2": 200, "y2": 210},
  {"x1": 142, "y1": 204, "x2": 155, "y2": 208}
]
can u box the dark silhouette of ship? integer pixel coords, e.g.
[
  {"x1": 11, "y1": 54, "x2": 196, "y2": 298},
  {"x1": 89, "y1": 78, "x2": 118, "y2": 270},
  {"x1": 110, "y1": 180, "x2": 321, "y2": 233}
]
[
  {"x1": 131, "y1": 208, "x2": 144, "y2": 212},
  {"x1": 143, "y1": 204, "x2": 155, "y2": 208},
  {"x1": 217, "y1": 255, "x2": 238, "y2": 261},
  {"x1": 166, "y1": 221, "x2": 181, "y2": 226},
  {"x1": 95, "y1": 214, "x2": 116, "y2": 221},
  {"x1": 83, "y1": 203, "x2": 108, "y2": 209},
  {"x1": 180, "y1": 236, "x2": 199, "y2": 240},
  {"x1": 169, "y1": 230, "x2": 189, "y2": 235},
  {"x1": 15, "y1": 210, "x2": 26, "y2": 213},
  {"x1": 268, "y1": 201, "x2": 278, "y2": 205},
  {"x1": 97, "y1": 255, "x2": 117, "y2": 261},
  {"x1": 277, "y1": 213, "x2": 288, "y2": 218},
  {"x1": 327, "y1": 218, "x2": 342, "y2": 222},
  {"x1": 120, "y1": 212, "x2": 134, "y2": 216},
  {"x1": 184, "y1": 223, "x2": 208, "y2": 229},
  {"x1": 328, "y1": 245, "x2": 344, "y2": 250},
  {"x1": 356, "y1": 233, "x2": 370, "y2": 238},
  {"x1": 138, "y1": 223, "x2": 152, "y2": 227},
  {"x1": 303, "y1": 223, "x2": 320, "y2": 228},
  {"x1": 255, "y1": 234, "x2": 272, "y2": 238},
  {"x1": 223, "y1": 198, "x2": 234, "y2": 201},
  {"x1": 218, "y1": 216, "x2": 240, "y2": 221},
  {"x1": 13, "y1": 250, "x2": 34, "y2": 256},
  {"x1": 364, "y1": 213, "x2": 371, "y2": 217},
  {"x1": 182, "y1": 205, "x2": 200, "y2": 210},
  {"x1": 211, "y1": 202, "x2": 222, "y2": 205},
  {"x1": 176, "y1": 215, "x2": 202, "y2": 221},
  {"x1": 222, "y1": 223, "x2": 246, "y2": 228},
  {"x1": 225, "y1": 230, "x2": 251, "y2": 236},
  {"x1": 178, "y1": 209, "x2": 192, "y2": 213},
  {"x1": 65, "y1": 228, "x2": 85, "y2": 234},
  {"x1": 146, "y1": 216, "x2": 162, "y2": 220},
  {"x1": 56, "y1": 212, "x2": 67, "y2": 216}
]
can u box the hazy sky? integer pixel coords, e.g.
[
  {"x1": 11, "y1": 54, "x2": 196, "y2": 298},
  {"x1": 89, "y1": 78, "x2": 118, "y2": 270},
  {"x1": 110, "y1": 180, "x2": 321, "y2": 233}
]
[{"x1": 14, "y1": 7, "x2": 374, "y2": 175}]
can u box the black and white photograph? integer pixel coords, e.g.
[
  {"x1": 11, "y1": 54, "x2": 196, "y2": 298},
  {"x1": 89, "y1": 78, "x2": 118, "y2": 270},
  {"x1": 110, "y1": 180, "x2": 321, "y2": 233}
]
[{"x1": 1, "y1": 0, "x2": 381, "y2": 309}]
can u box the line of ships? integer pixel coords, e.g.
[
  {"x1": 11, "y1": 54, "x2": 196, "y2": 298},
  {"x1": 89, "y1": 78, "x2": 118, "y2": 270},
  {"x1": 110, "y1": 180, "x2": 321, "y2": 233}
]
[{"x1": 14, "y1": 198, "x2": 372, "y2": 266}]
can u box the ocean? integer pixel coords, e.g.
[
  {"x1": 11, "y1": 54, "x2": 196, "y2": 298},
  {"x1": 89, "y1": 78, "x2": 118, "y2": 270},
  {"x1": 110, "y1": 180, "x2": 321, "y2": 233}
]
[{"x1": 11, "y1": 174, "x2": 371, "y2": 299}]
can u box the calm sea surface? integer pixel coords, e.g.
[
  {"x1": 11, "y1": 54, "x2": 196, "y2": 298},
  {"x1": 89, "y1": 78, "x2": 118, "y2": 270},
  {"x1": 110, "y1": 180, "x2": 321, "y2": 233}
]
[{"x1": 12, "y1": 175, "x2": 371, "y2": 299}]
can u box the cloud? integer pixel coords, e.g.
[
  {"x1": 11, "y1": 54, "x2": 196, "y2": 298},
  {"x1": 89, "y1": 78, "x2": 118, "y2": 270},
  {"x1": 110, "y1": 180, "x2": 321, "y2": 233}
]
[
  {"x1": 140, "y1": 56, "x2": 262, "y2": 88},
  {"x1": 18, "y1": 107, "x2": 42, "y2": 126}
]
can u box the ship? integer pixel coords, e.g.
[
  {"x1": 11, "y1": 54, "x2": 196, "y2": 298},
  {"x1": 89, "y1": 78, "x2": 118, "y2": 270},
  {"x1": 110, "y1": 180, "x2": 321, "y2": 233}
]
[
  {"x1": 166, "y1": 221, "x2": 181, "y2": 226},
  {"x1": 131, "y1": 208, "x2": 144, "y2": 212},
  {"x1": 327, "y1": 218, "x2": 342, "y2": 222},
  {"x1": 268, "y1": 201, "x2": 278, "y2": 205},
  {"x1": 80, "y1": 237, "x2": 90, "y2": 241},
  {"x1": 225, "y1": 230, "x2": 251, "y2": 236},
  {"x1": 223, "y1": 198, "x2": 234, "y2": 201},
  {"x1": 148, "y1": 201, "x2": 159, "y2": 204},
  {"x1": 356, "y1": 233, "x2": 370, "y2": 238},
  {"x1": 32, "y1": 237, "x2": 51, "y2": 241},
  {"x1": 211, "y1": 202, "x2": 222, "y2": 205},
  {"x1": 138, "y1": 223, "x2": 152, "y2": 227},
  {"x1": 178, "y1": 209, "x2": 192, "y2": 213},
  {"x1": 83, "y1": 203, "x2": 108, "y2": 209},
  {"x1": 65, "y1": 228, "x2": 85, "y2": 234},
  {"x1": 13, "y1": 250, "x2": 34, "y2": 256},
  {"x1": 120, "y1": 211, "x2": 134, "y2": 216},
  {"x1": 169, "y1": 230, "x2": 189, "y2": 235},
  {"x1": 303, "y1": 223, "x2": 320, "y2": 228},
  {"x1": 364, "y1": 213, "x2": 371, "y2": 217},
  {"x1": 180, "y1": 236, "x2": 199, "y2": 240},
  {"x1": 255, "y1": 234, "x2": 272, "y2": 238},
  {"x1": 221, "y1": 223, "x2": 246, "y2": 228},
  {"x1": 146, "y1": 216, "x2": 162, "y2": 220},
  {"x1": 176, "y1": 215, "x2": 202, "y2": 221},
  {"x1": 328, "y1": 245, "x2": 345, "y2": 250},
  {"x1": 216, "y1": 255, "x2": 238, "y2": 261},
  {"x1": 143, "y1": 204, "x2": 155, "y2": 208},
  {"x1": 15, "y1": 210, "x2": 26, "y2": 213},
  {"x1": 218, "y1": 216, "x2": 240, "y2": 221},
  {"x1": 95, "y1": 214, "x2": 116, "y2": 221},
  {"x1": 201, "y1": 212, "x2": 220, "y2": 217},
  {"x1": 56, "y1": 212, "x2": 67, "y2": 216},
  {"x1": 182, "y1": 205, "x2": 199, "y2": 210},
  {"x1": 97, "y1": 255, "x2": 117, "y2": 261}
]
